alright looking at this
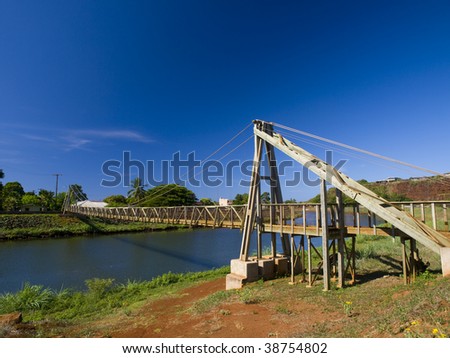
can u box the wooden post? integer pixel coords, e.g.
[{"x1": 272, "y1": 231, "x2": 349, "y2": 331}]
[
  {"x1": 315, "y1": 205, "x2": 320, "y2": 236},
  {"x1": 264, "y1": 122, "x2": 290, "y2": 256},
  {"x1": 431, "y1": 203, "x2": 437, "y2": 230},
  {"x1": 356, "y1": 204, "x2": 361, "y2": 235},
  {"x1": 307, "y1": 236, "x2": 312, "y2": 287},
  {"x1": 444, "y1": 204, "x2": 448, "y2": 231},
  {"x1": 336, "y1": 189, "x2": 345, "y2": 288},
  {"x1": 239, "y1": 128, "x2": 263, "y2": 261},
  {"x1": 320, "y1": 179, "x2": 330, "y2": 291},
  {"x1": 256, "y1": 182, "x2": 262, "y2": 259},
  {"x1": 290, "y1": 234, "x2": 295, "y2": 284},
  {"x1": 410, "y1": 239, "x2": 417, "y2": 283},
  {"x1": 301, "y1": 235, "x2": 306, "y2": 282},
  {"x1": 401, "y1": 238, "x2": 409, "y2": 285}
]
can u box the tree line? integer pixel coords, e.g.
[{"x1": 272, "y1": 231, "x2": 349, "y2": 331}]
[{"x1": 0, "y1": 169, "x2": 88, "y2": 212}]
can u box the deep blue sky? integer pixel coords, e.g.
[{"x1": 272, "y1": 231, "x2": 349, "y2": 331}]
[{"x1": 1, "y1": 0, "x2": 449, "y2": 201}]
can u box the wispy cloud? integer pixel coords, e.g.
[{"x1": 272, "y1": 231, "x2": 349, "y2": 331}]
[
  {"x1": 71, "y1": 130, "x2": 152, "y2": 143},
  {"x1": 21, "y1": 134, "x2": 56, "y2": 143},
  {"x1": 18, "y1": 128, "x2": 152, "y2": 151}
]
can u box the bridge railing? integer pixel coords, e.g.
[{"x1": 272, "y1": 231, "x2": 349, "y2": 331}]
[
  {"x1": 257, "y1": 201, "x2": 450, "y2": 235},
  {"x1": 67, "y1": 201, "x2": 449, "y2": 234},
  {"x1": 68, "y1": 204, "x2": 247, "y2": 228}
]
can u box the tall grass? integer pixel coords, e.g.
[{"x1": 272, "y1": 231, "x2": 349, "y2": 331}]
[{"x1": 0, "y1": 267, "x2": 230, "y2": 321}]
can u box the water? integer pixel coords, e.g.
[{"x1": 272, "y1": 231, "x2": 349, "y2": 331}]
[
  {"x1": 0, "y1": 211, "x2": 373, "y2": 294},
  {"x1": 0, "y1": 228, "x2": 245, "y2": 293}
]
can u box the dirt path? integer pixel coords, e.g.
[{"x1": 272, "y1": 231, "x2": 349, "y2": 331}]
[{"x1": 83, "y1": 278, "x2": 338, "y2": 338}]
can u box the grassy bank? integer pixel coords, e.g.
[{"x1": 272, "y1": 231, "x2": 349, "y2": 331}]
[
  {"x1": 0, "y1": 213, "x2": 187, "y2": 240},
  {"x1": 0, "y1": 235, "x2": 448, "y2": 338},
  {"x1": 0, "y1": 267, "x2": 230, "y2": 337}
]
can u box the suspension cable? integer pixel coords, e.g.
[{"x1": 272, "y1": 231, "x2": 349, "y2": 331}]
[{"x1": 270, "y1": 121, "x2": 443, "y2": 176}]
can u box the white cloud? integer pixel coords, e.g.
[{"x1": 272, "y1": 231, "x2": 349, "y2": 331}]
[{"x1": 71, "y1": 129, "x2": 152, "y2": 143}]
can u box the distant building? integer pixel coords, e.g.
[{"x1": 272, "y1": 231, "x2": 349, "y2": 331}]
[
  {"x1": 219, "y1": 197, "x2": 233, "y2": 206},
  {"x1": 76, "y1": 200, "x2": 108, "y2": 208},
  {"x1": 21, "y1": 204, "x2": 46, "y2": 212},
  {"x1": 386, "y1": 177, "x2": 402, "y2": 182},
  {"x1": 444, "y1": 172, "x2": 450, "y2": 177}
]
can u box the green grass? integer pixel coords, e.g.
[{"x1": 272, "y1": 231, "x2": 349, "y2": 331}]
[
  {"x1": 0, "y1": 267, "x2": 230, "y2": 326},
  {"x1": 0, "y1": 213, "x2": 187, "y2": 240}
]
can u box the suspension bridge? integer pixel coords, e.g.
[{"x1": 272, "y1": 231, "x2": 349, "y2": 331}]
[{"x1": 64, "y1": 120, "x2": 450, "y2": 290}]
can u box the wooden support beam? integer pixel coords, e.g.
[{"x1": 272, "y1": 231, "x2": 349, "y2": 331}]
[
  {"x1": 320, "y1": 179, "x2": 330, "y2": 291},
  {"x1": 336, "y1": 189, "x2": 346, "y2": 288}
]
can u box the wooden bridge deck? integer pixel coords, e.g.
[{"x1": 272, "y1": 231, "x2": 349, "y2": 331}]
[{"x1": 67, "y1": 201, "x2": 450, "y2": 240}]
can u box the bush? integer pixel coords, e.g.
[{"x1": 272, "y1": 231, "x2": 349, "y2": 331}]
[
  {"x1": 85, "y1": 278, "x2": 115, "y2": 298},
  {"x1": 0, "y1": 283, "x2": 54, "y2": 313}
]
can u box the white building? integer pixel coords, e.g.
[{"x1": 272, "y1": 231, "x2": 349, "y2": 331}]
[
  {"x1": 76, "y1": 200, "x2": 108, "y2": 208},
  {"x1": 219, "y1": 197, "x2": 233, "y2": 206}
]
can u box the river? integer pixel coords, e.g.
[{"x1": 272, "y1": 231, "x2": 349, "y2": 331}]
[
  {"x1": 0, "y1": 228, "x2": 250, "y2": 293},
  {"x1": 0, "y1": 211, "x2": 371, "y2": 293}
]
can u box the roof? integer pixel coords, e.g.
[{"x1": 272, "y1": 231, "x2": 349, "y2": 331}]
[{"x1": 76, "y1": 200, "x2": 108, "y2": 208}]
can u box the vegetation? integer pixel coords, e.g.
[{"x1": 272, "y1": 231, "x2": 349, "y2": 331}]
[
  {"x1": 0, "y1": 170, "x2": 85, "y2": 212},
  {"x1": 139, "y1": 183, "x2": 197, "y2": 207},
  {"x1": 103, "y1": 194, "x2": 128, "y2": 207},
  {"x1": 308, "y1": 179, "x2": 412, "y2": 204},
  {"x1": 0, "y1": 267, "x2": 230, "y2": 327},
  {"x1": 233, "y1": 192, "x2": 270, "y2": 205},
  {"x1": 199, "y1": 198, "x2": 215, "y2": 205},
  {"x1": 0, "y1": 213, "x2": 185, "y2": 240},
  {"x1": 233, "y1": 193, "x2": 248, "y2": 205},
  {"x1": 127, "y1": 177, "x2": 146, "y2": 204}
]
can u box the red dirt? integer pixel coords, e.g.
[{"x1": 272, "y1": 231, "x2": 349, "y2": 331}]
[{"x1": 97, "y1": 278, "x2": 337, "y2": 338}]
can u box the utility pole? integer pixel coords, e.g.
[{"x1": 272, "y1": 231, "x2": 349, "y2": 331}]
[{"x1": 52, "y1": 174, "x2": 62, "y2": 198}]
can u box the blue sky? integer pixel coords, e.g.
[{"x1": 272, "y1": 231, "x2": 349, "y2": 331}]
[{"x1": 1, "y1": 0, "x2": 449, "y2": 201}]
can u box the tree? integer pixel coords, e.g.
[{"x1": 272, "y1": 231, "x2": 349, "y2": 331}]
[
  {"x1": 3, "y1": 196, "x2": 21, "y2": 211},
  {"x1": 199, "y1": 198, "x2": 214, "y2": 205},
  {"x1": 233, "y1": 193, "x2": 249, "y2": 205},
  {"x1": 39, "y1": 189, "x2": 56, "y2": 210},
  {"x1": 0, "y1": 169, "x2": 3, "y2": 210},
  {"x1": 127, "y1": 178, "x2": 146, "y2": 204},
  {"x1": 2, "y1": 182, "x2": 25, "y2": 211},
  {"x1": 2, "y1": 181, "x2": 25, "y2": 198},
  {"x1": 104, "y1": 194, "x2": 128, "y2": 207},
  {"x1": 141, "y1": 184, "x2": 197, "y2": 207},
  {"x1": 260, "y1": 191, "x2": 270, "y2": 204},
  {"x1": 22, "y1": 192, "x2": 42, "y2": 207},
  {"x1": 55, "y1": 192, "x2": 67, "y2": 211},
  {"x1": 69, "y1": 184, "x2": 88, "y2": 202},
  {"x1": 285, "y1": 198, "x2": 297, "y2": 203}
]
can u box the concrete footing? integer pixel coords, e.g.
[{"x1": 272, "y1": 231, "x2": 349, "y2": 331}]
[
  {"x1": 226, "y1": 256, "x2": 296, "y2": 290},
  {"x1": 275, "y1": 256, "x2": 289, "y2": 276},
  {"x1": 258, "y1": 259, "x2": 275, "y2": 280},
  {"x1": 441, "y1": 247, "x2": 450, "y2": 277}
]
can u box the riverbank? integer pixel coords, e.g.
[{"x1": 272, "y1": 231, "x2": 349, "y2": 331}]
[
  {"x1": 0, "y1": 235, "x2": 448, "y2": 338},
  {"x1": 0, "y1": 213, "x2": 188, "y2": 240}
]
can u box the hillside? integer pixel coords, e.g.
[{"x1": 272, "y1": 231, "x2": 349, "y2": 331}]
[
  {"x1": 309, "y1": 175, "x2": 450, "y2": 203},
  {"x1": 371, "y1": 176, "x2": 450, "y2": 201}
]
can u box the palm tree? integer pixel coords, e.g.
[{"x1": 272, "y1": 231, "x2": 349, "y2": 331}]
[{"x1": 127, "y1": 177, "x2": 146, "y2": 204}]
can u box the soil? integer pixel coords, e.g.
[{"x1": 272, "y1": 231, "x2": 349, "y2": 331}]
[{"x1": 70, "y1": 278, "x2": 340, "y2": 338}]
